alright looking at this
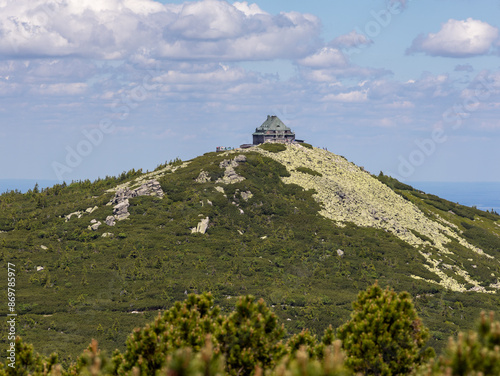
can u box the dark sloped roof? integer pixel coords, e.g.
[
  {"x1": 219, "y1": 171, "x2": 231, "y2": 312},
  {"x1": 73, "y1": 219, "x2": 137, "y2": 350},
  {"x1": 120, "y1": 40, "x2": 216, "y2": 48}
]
[{"x1": 253, "y1": 115, "x2": 293, "y2": 135}]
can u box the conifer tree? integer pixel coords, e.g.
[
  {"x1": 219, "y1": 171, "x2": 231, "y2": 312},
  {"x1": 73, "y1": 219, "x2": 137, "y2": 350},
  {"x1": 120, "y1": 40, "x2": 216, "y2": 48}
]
[
  {"x1": 115, "y1": 292, "x2": 223, "y2": 375},
  {"x1": 217, "y1": 295, "x2": 286, "y2": 376},
  {"x1": 418, "y1": 311, "x2": 500, "y2": 376},
  {"x1": 337, "y1": 282, "x2": 432, "y2": 375},
  {"x1": 269, "y1": 341, "x2": 352, "y2": 376}
]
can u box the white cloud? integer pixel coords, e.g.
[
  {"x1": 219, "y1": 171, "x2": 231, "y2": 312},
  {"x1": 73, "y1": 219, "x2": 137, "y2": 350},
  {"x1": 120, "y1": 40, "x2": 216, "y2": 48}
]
[
  {"x1": 0, "y1": 0, "x2": 321, "y2": 61},
  {"x1": 232, "y1": 1, "x2": 267, "y2": 16},
  {"x1": 29, "y1": 82, "x2": 88, "y2": 95},
  {"x1": 297, "y1": 47, "x2": 347, "y2": 68},
  {"x1": 408, "y1": 18, "x2": 499, "y2": 57},
  {"x1": 322, "y1": 90, "x2": 368, "y2": 103},
  {"x1": 329, "y1": 30, "x2": 372, "y2": 48},
  {"x1": 383, "y1": 101, "x2": 415, "y2": 109}
]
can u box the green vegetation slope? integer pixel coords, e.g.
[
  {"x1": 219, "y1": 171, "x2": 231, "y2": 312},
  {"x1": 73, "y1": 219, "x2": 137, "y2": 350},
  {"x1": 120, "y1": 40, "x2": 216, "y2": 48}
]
[{"x1": 1, "y1": 144, "x2": 499, "y2": 363}]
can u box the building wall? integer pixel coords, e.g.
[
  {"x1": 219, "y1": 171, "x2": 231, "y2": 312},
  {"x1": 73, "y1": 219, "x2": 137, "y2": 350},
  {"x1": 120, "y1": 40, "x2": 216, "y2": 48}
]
[{"x1": 253, "y1": 131, "x2": 295, "y2": 145}]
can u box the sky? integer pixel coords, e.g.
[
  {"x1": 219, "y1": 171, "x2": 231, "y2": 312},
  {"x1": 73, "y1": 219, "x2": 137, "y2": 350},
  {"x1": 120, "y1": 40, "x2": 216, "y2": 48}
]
[{"x1": 0, "y1": 0, "x2": 500, "y2": 184}]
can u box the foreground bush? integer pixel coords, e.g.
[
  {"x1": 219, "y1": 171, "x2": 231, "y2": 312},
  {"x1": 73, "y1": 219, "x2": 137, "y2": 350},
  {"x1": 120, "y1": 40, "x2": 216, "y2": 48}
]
[
  {"x1": 217, "y1": 295, "x2": 286, "y2": 375},
  {"x1": 114, "y1": 293, "x2": 223, "y2": 374},
  {"x1": 417, "y1": 311, "x2": 500, "y2": 376},
  {"x1": 269, "y1": 341, "x2": 352, "y2": 376},
  {"x1": 337, "y1": 282, "x2": 433, "y2": 375}
]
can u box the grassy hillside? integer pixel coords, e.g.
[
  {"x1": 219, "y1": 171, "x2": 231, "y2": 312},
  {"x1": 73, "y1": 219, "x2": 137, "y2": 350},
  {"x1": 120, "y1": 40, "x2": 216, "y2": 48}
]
[{"x1": 1, "y1": 144, "x2": 499, "y2": 364}]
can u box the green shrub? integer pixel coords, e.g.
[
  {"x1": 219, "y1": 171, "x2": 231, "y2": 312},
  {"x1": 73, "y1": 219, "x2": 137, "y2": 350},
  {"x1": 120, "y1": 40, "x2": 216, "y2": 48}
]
[
  {"x1": 295, "y1": 167, "x2": 323, "y2": 177},
  {"x1": 462, "y1": 225, "x2": 500, "y2": 254},
  {"x1": 259, "y1": 143, "x2": 287, "y2": 153},
  {"x1": 376, "y1": 172, "x2": 415, "y2": 191},
  {"x1": 338, "y1": 282, "x2": 433, "y2": 375}
]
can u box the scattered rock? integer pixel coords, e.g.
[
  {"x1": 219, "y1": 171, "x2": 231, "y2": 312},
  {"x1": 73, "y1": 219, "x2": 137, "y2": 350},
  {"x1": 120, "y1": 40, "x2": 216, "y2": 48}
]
[
  {"x1": 468, "y1": 286, "x2": 485, "y2": 293},
  {"x1": 195, "y1": 170, "x2": 211, "y2": 183},
  {"x1": 191, "y1": 217, "x2": 209, "y2": 234},
  {"x1": 40, "y1": 245, "x2": 48, "y2": 250},
  {"x1": 86, "y1": 206, "x2": 98, "y2": 214},
  {"x1": 240, "y1": 191, "x2": 253, "y2": 201},
  {"x1": 336, "y1": 249, "x2": 345, "y2": 257},
  {"x1": 260, "y1": 236, "x2": 267, "y2": 239},
  {"x1": 207, "y1": 200, "x2": 213, "y2": 206},
  {"x1": 88, "y1": 221, "x2": 102, "y2": 231},
  {"x1": 234, "y1": 155, "x2": 247, "y2": 163},
  {"x1": 102, "y1": 232, "x2": 114, "y2": 238},
  {"x1": 238, "y1": 230, "x2": 244, "y2": 235},
  {"x1": 65, "y1": 211, "x2": 82, "y2": 222},
  {"x1": 215, "y1": 186, "x2": 226, "y2": 197},
  {"x1": 36, "y1": 266, "x2": 44, "y2": 272},
  {"x1": 90, "y1": 219, "x2": 97, "y2": 224},
  {"x1": 105, "y1": 216, "x2": 116, "y2": 226}
]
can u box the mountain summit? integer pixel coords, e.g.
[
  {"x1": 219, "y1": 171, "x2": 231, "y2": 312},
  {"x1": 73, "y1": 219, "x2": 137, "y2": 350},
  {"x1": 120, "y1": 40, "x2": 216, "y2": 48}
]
[{"x1": 1, "y1": 143, "x2": 499, "y2": 359}]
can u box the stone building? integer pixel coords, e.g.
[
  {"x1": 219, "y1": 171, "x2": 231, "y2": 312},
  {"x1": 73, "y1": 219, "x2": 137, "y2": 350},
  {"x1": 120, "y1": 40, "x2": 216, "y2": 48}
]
[{"x1": 252, "y1": 115, "x2": 295, "y2": 145}]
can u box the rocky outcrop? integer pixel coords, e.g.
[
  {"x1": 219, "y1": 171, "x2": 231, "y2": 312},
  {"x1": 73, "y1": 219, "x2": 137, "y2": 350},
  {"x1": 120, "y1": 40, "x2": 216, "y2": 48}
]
[
  {"x1": 113, "y1": 200, "x2": 130, "y2": 221},
  {"x1": 110, "y1": 180, "x2": 164, "y2": 205},
  {"x1": 195, "y1": 171, "x2": 211, "y2": 183},
  {"x1": 216, "y1": 156, "x2": 246, "y2": 184},
  {"x1": 191, "y1": 217, "x2": 209, "y2": 234},
  {"x1": 107, "y1": 180, "x2": 164, "y2": 223}
]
